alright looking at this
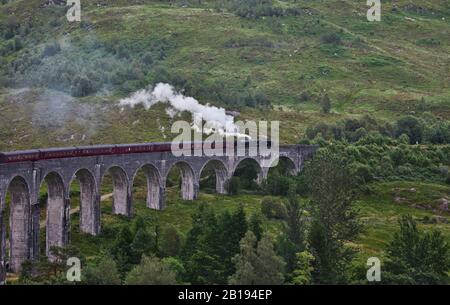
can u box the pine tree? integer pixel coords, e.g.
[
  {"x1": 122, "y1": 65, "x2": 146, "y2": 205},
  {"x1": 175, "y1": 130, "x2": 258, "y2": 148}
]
[
  {"x1": 215, "y1": 205, "x2": 248, "y2": 282},
  {"x1": 130, "y1": 228, "x2": 154, "y2": 264},
  {"x1": 255, "y1": 235, "x2": 286, "y2": 285},
  {"x1": 277, "y1": 196, "x2": 306, "y2": 276},
  {"x1": 184, "y1": 249, "x2": 223, "y2": 285},
  {"x1": 160, "y1": 225, "x2": 183, "y2": 257},
  {"x1": 249, "y1": 213, "x2": 263, "y2": 241},
  {"x1": 304, "y1": 149, "x2": 361, "y2": 284},
  {"x1": 229, "y1": 231, "x2": 259, "y2": 285},
  {"x1": 182, "y1": 204, "x2": 250, "y2": 284},
  {"x1": 110, "y1": 226, "x2": 134, "y2": 274},
  {"x1": 131, "y1": 216, "x2": 147, "y2": 236},
  {"x1": 182, "y1": 203, "x2": 222, "y2": 284},
  {"x1": 226, "y1": 204, "x2": 248, "y2": 256}
]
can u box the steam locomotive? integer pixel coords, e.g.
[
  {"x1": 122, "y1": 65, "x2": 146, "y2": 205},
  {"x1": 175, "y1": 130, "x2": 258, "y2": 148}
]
[{"x1": 0, "y1": 140, "x2": 271, "y2": 164}]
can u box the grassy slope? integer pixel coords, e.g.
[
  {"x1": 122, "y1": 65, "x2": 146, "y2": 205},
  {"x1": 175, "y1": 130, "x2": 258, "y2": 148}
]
[{"x1": 0, "y1": 0, "x2": 449, "y2": 148}]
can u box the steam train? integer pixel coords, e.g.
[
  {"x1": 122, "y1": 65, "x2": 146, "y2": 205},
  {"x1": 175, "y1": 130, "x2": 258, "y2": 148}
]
[{"x1": 0, "y1": 140, "x2": 272, "y2": 164}]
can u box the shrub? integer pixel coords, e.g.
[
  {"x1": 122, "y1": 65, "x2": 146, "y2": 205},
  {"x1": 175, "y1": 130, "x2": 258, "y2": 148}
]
[
  {"x1": 226, "y1": 177, "x2": 241, "y2": 195},
  {"x1": 321, "y1": 94, "x2": 331, "y2": 114},
  {"x1": 70, "y1": 75, "x2": 94, "y2": 97},
  {"x1": 141, "y1": 52, "x2": 153, "y2": 65},
  {"x1": 351, "y1": 163, "x2": 373, "y2": 184},
  {"x1": 13, "y1": 36, "x2": 22, "y2": 51},
  {"x1": 321, "y1": 33, "x2": 342, "y2": 45},
  {"x1": 299, "y1": 91, "x2": 310, "y2": 102},
  {"x1": 42, "y1": 42, "x2": 61, "y2": 58},
  {"x1": 397, "y1": 164, "x2": 413, "y2": 177},
  {"x1": 295, "y1": 175, "x2": 309, "y2": 196},
  {"x1": 265, "y1": 175, "x2": 291, "y2": 196},
  {"x1": 352, "y1": 127, "x2": 368, "y2": 142},
  {"x1": 396, "y1": 116, "x2": 423, "y2": 144},
  {"x1": 398, "y1": 133, "x2": 410, "y2": 144},
  {"x1": 261, "y1": 197, "x2": 287, "y2": 220},
  {"x1": 4, "y1": 15, "x2": 19, "y2": 38}
]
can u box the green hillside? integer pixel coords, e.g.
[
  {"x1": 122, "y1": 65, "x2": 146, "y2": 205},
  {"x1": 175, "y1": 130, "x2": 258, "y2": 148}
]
[{"x1": 0, "y1": 0, "x2": 449, "y2": 149}]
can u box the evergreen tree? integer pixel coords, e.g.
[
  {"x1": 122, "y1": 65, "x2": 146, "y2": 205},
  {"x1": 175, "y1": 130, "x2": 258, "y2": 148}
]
[
  {"x1": 277, "y1": 196, "x2": 306, "y2": 276},
  {"x1": 182, "y1": 203, "x2": 222, "y2": 284},
  {"x1": 249, "y1": 212, "x2": 264, "y2": 241},
  {"x1": 184, "y1": 249, "x2": 224, "y2": 285},
  {"x1": 181, "y1": 204, "x2": 249, "y2": 284},
  {"x1": 182, "y1": 203, "x2": 217, "y2": 259},
  {"x1": 215, "y1": 205, "x2": 248, "y2": 282},
  {"x1": 255, "y1": 235, "x2": 286, "y2": 284},
  {"x1": 229, "y1": 231, "x2": 259, "y2": 285},
  {"x1": 130, "y1": 228, "x2": 154, "y2": 264},
  {"x1": 160, "y1": 225, "x2": 183, "y2": 257},
  {"x1": 304, "y1": 149, "x2": 361, "y2": 284},
  {"x1": 110, "y1": 226, "x2": 134, "y2": 274},
  {"x1": 227, "y1": 204, "x2": 248, "y2": 255},
  {"x1": 291, "y1": 251, "x2": 314, "y2": 285},
  {"x1": 131, "y1": 216, "x2": 147, "y2": 236}
]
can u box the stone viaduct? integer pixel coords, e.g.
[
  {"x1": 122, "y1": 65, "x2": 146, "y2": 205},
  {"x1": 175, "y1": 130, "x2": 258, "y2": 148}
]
[{"x1": 0, "y1": 143, "x2": 317, "y2": 283}]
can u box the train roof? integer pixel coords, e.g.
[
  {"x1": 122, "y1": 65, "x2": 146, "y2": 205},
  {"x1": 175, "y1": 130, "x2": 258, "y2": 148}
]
[
  {"x1": 0, "y1": 149, "x2": 40, "y2": 155},
  {"x1": 0, "y1": 140, "x2": 268, "y2": 155},
  {"x1": 0, "y1": 143, "x2": 169, "y2": 154}
]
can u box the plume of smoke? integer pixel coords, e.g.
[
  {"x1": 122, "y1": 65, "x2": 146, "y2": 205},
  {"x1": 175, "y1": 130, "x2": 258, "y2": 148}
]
[{"x1": 119, "y1": 83, "x2": 247, "y2": 137}]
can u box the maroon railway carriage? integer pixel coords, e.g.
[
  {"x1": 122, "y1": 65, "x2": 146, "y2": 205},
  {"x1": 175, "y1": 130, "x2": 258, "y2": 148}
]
[
  {"x1": 0, "y1": 143, "x2": 173, "y2": 164},
  {"x1": 0, "y1": 149, "x2": 41, "y2": 163},
  {"x1": 0, "y1": 140, "x2": 266, "y2": 164}
]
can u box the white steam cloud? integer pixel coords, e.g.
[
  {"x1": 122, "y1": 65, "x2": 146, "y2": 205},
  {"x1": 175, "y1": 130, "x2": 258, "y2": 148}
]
[{"x1": 119, "y1": 83, "x2": 246, "y2": 137}]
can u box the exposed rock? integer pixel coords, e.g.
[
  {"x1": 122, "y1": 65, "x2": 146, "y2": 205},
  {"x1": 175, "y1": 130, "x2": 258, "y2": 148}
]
[
  {"x1": 432, "y1": 216, "x2": 448, "y2": 224},
  {"x1": 412, "y1": 203, "x2": 432, "y2": 210},
  {"x1": 402, "y1": 4, "x2": 434, "y2": 15},
  {"x1": 437, "y1": 198, "x2": 449, "y2": 212},
  {"x1": 394, "y1": 196, "x2": 407, "y2": 204},
  {"x1": 42, "y1": 0, "x2": 66, "y2": 7}
]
